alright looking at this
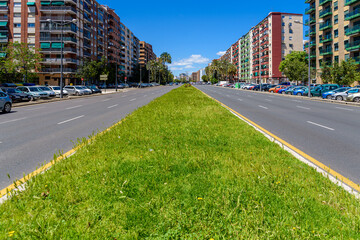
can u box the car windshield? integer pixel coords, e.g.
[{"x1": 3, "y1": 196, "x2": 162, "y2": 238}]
[
  {"x1": 348, "y1": 89, "x2": 359, "y2": 93},
  {"x1": 6, "y1": 89, "x2": 17, "y2": 93},
  {"x1": 75, "y1": 86, "x2": 83, "y2": 90},
  {"x1": 39, "y1": 87, "x2": 51, "y2": 91},
  {"x1": 52, "y1": 87, "x2": 60, "y2": 90},
  {"x1": 29, "y1": 87, "x2": 40, "y2": 92}
]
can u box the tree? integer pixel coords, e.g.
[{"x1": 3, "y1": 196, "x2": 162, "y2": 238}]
[
  {"x1": 321, "y1": 65, "x2": 332, "y2": 84},
  {"x1": 279, "y1": 51, "x2": 308, "y2": 84},
  {"x1": 202, "y1": 75, "x2": 209, "y2": 82},
  {"x1": 227, "y1": 63, "x2": 237, "y2": 83},
  {"x1": 337, "y1": 58, "x2": 360, "y2": 86},
  {"x1": 76, "y1": 57, "x2": 109, "y2": 84},
  {"x1": 4, "y1": 42, "x2": 42, "y2": 83}
]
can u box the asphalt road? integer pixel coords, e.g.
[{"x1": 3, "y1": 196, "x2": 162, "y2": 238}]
[
  {"x1": 0, "y1": 86, "x2": 175, "y2": 190},
  {"x1": 196, "y1": 85, "x2": 360, "y2": 186}
]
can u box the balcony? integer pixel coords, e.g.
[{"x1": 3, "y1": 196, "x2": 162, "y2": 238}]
[
  {"x1": 346, "y1": 25, "x2": 360, "y2": 36},
  {"x1": 319, "y1": 8, "x2": 332, "y2": 18},
  {"x1": 319, "y1": 22, "x2": 332, "y2": 31},
  {"x1": 305, "y1": 18, "x2": 316, "y2": 26},
  {"x1": 40, "y1": 16, "x2": 74, "y2": 21},
  {"x1": 40, "y1": 6, "x2": 77, "y2": 14},
  {"x1": 345, "y1": 0, "x2": 360, "y2": 6},
  {"x1": 320, "y1": 35, "x2": 332, "y2": 44},
  {"x1": 0, "y1": 37, "x2": 8, "y2": 43},
  {"x1": 40, "y1": 26, "x2": 77, "y2": 33},
  {"x1": 0, "y1": 16, "x2": 8, "y2": 21},
  {"x1": 305, "y1": 5, "x2": 316, "y2": 14},
  {"x1": 345, "y1": 40, "x2": 360, "y2": 51},
  {"x1": 320, "y1": 48, "x2": 333, "y2": 56},
  {"x1": 40, "y1": 47, "x2": 77, "y2": 53},
  {"x1": 41, "y1": 58, "x2": 78, "y2": 64},
  {"x1": 305, "y1": 29, "x2": 316, "y2": 37},
  {"x1": 40, "y1": 37, "x2": 77, "y2": 43},
  {"x1": 0, "y1": 6, "x2": 8, "y2": 12},
  {"x1": 40, "y1": 68, "x2": 77, "y2": 73},
  {"x1": 319, "y1": 0, "x2": 332, "y2": 5},
  {"x1": 304, "y1": 41, "x2": 317, "y2": 48},
  {"x1": 345, "y1": 8, "x2": 360, "y2": 21},
  {"x1": 351, "y1": 56, "x2": 360, "y2": 64}
]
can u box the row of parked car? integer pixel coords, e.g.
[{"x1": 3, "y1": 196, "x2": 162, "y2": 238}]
[{"x1": 239, "y1": 83, "x2": 360, "y2": 102}]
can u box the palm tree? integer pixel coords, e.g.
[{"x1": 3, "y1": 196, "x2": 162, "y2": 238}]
[
  {"x1": 227, "y1": 64, "x2": 237, "y2": 83},
  {"x1": 160, "y1": 52, "x2": 172, "y2": 65},
  {"x1": 146, "y1": 60, "x2": 155, "y2": 83}
]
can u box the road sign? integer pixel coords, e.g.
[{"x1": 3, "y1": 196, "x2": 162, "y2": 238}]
[{"x1": 100, "y1": 75, "x2": 108, "y2": 81}]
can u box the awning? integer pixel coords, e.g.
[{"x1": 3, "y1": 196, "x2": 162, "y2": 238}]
[
  {"x1": 0, "y1": 22, "x2": 7, "y2": 26},
  {"x1": 51, "y1": 42, "x2": 64, "y2": 48},
  {"x1": 0, "y1": 33, "x2": 7, "y2": 37},
  {"x1": 51, "y1": 1, "x2": 65, "y2": 5},
  {"x1": 27, "y1": 2, "x2": 35, "y2": 6},
  {"x1": 40, "y1": 1, "x2": 51, "y2": 5},
  {"x1": 40, "y1": 42, "x2": 51, "y2": 49},
  {"x1": 0, "y1": 2, "x2": 7, "y2": 6}
]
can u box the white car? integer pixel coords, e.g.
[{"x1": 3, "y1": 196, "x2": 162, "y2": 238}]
[
  {"x1": 37, "y1": 86, "x2": 57, "y2": 98},
  {"x1": 77, "y1": 86, "x2": 92, "y2": 95},
  {"x1": 64, "y1": 86, "x2": 85, "y2": 96},
  {"x1": 48, "y1": 86, "x2": 69, "y2": 97}
]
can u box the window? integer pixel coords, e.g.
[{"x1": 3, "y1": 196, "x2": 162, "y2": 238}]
[
  {"x1": 14, "y1": 23, "x2": 21, "y2": 28},
  {"x1": 334, "y1": 29, "x2": 338, "y2": 38},
  {"x1": 289, "y1": 29, "x2": 293, "y2": 34},
  {"x1": 334, "y1": 56, "x2": 339, "y2": 63},
  {"x1": 334, "y1": 1, "x2": 338, "y2": 11},
  {"x1": 334, "y1": 15, "x2": 338, "y2": 25},
  {"x1": 28, "y1": 23, "x2": 35, "y2": 28},
  {"x1": 289, "y1": 44, "x2": 293, "y2": 48},
  {"x1": 289, "y1": 16, "x2": 292, "y2": 19},
  {"x1": 14, "y1": 13, "x2": 21, "y2": 17},
  {"x1": 289, "y1": 23, "x2": 292, "y2": 26},
  {"x1": 282, "y1": 22, "x2": 285, "y2": 26},
  {"x1": 289, "y1": 36, "x2": 293, "y2": 41},
  {"x1": 334, "y1": 43, "x2": 339, "y2": 51},
  {"x1": 14, "y1": 33, "x2": 21, "y2": 37},
  {"x1": 14, "y1": 2, "x2": 21, "y2": 7}
]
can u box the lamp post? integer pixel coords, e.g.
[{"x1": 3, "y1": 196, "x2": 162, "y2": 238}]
[
  {"x1": 47, "y1": 18, "x2": 77, "y2": 98},
  {"x1": 294, "y1": 19, "x2": 323, "y2": 97}
]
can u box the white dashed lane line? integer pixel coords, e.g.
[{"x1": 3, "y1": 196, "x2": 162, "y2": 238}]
[
  {"x1": 258, "y1": 105, "x2": 268, "y2": 110},
  {"x1": 130, "y1": 98, "x2": 136, "y2": 102},
  {"x1": 292, "y1": 100, "x2": 302, "y2": 103},
  {"x1": 107, "y1": 104, "x2": 118, "y2": 109},
  {"x1": 102, "y1": 99, "x2": 111, "y2": 102},
  {"x1": 57, "y1": 115, "x2": 84, "y2": 125},
  {"x1": 296, "y1": 106, "x2": 311, "y2": 110},
  {"x1": 0, "y1": 117, "x2": 27, "y2": 125},
  {"x1": 307, "y1": 121, "x2": 335, "y2": 131},
  {"x1": 66, "y1": 105, "x2": 83, "y2": 110},
  {"x1": 335, "y1": 107, "x2": 354, "y2": 111}
]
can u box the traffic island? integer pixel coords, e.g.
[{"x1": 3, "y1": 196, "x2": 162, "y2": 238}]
[{"x1": 1, "y1": 86, "x2": 360, "y2": 238}]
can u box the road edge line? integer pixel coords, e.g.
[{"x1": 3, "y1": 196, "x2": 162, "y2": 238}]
[
  {"x1": 0, "y1": 119, "x2": 125, "y2": 203},
  {"x1": 198, "y1": 88, "x2": 360, "y2": 198}
]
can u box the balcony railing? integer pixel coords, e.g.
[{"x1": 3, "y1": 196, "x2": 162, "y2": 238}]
[
  {"x1": 40, "y1": 16, "x2": 74, "y2": 21},
  {"x1": 319, "y1": 8, "x2": 332, "y2": 18},
  {"x1": 40, "y1": 68, "x2": 77, "y2": 73},
  {"x1": 40, "y1": 37, "x2": 77, "y2": 43},
  {"x1": 319, "y1": 22, "x2": 332, "y2": 31},
  {"x1": 41, "y1": 58, "x2": 78, "y2": 64},
  {"x1": 320, "y1": 35, "x2": 332, "y2": 43},
  {"x1": 320, "y1": 48, "x2": 333, "y2": 55},
  {"x1": 345, "y1": 40, "x2": 360, "y2": 51},
  {"x1": 40, "y1": 6, "x2": 77, "y2": 13},
  {"x1": 40, "y1": 26, "x2": 77, "y2": 33},
  {"x1": 345, "y1": 8, "x2": 360, "y2": 21},
  {"x1": 319, "y1": 0, "x2": 332, "y2": 6},
  {"x1": 40, "y1": 47, "x2": 77, "y2": 53},
  {"x1": 346, "y1": 24, "x2": 360, "y2": 36},
  {"x1": 305, "y1": 5, "x2": 315, "y2": 14},
  {"x1": 345, "y1": 0, "x2": 360, "y2": 6}
]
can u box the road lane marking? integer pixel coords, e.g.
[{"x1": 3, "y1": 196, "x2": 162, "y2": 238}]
[
  {"x1": 226, "y1": 95, "x2": 230, "y2": 97},
  {"x1": 258, "y1": 105, "x2": 268, "y2": 110},
  {"x1": 107, "y1": 104, "x2": 118, "y2": 109},
  {"x1": 66, "y1": 105, "x2": 83, "y2": 110},
  {"x1": 268, "y1": 96, "x2": 274, "y2": 98},
  {"x1": 292, "y1": 100, "x2": 302, "y2": 103},
  {"x1": 296, "y1": 106, "x2": 311, "y2": 110},
  {"x1": 57, "y1": 115, "x2": 84, "y2": 125},
  {"x1": 265, "y1": 99, "x2": 272, "y2": 102},
  {"x1": 336, "y1": 107, "x2": 354, "y2": 111},
  {"x1": 130, "y1": 98, "x2": 136, "y2": 102},
  {"x1": 102, "y1": 99, "x2": 111, "y2": 102},
  {"x1": 25, "y1": 107, "x2": 45, "y2": 111},
  {"x1": 144, "y1": 95, "x2": 147, "y2": 97},
  {"x1": 0, "y1": 117, "x2": 27, "y2": 125},
  {"x1": 238, "y1": 99, "x2": 243, "y2": 101},
  {"x1": 307, "y1": 121, "x2": 334, "y2": 131}
]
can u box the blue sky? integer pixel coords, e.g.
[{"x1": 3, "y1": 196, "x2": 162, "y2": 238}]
[{"x1": 101, "y1": 0, "x2": 308, "y2": 76}]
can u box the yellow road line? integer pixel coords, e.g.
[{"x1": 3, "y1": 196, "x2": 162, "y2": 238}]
[
  {"x1": 199, "y1": 88, "x2": 360, "y2": 193},
  {"x1": 0, "y1": 120, "x2": 124, "y2": 198}
]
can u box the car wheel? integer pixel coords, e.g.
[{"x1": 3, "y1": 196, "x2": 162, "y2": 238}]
[
  {"x1": 30, "y1": 96, "x2": 35, "y2": 101},
  {"x1": 297, "y1": 93, "x2": 302, "y2": 96},
  {"x1": 75, "y1": 92, "x2": 79, "y2": 96},
  {"x1": 282, "y1": 92, "x2": 285, "y2": 94},
  {"x1": 354, "y1": 97, "x2": 360, "y2": 103},
  {"x1": 336, "y1": 96, "x2": 343, "y2": 101},
  {"x1": 3, "y1": 103, "x2": 11, "y2": 113},
  {"x1": 270, "y1": 91, "x2": 274, "y2": 93},
  {"x1": 326, "y1": 95, "x2": 332, "y2": 99}
]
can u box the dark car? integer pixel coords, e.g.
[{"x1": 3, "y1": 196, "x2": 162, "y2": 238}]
[
  {"x1": 0, "y1": 87, "x2": 31, "y2": 102},
  {"x1": 262, "y1": 84, "x2": 277, "y2": 92},
  {"x1": 252, "y1": 84, "x2": 269, "y2": 91},
  {"x1": 0, "y1": 83, "x2": 18, "y2": 88},
  {"x1": 87, "y1": 85, "x2": 102, "y2": 94}
]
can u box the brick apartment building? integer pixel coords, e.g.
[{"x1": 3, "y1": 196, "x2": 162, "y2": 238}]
[{"x1": 139, "y1": 41, "x2": 156, "y2": 67}]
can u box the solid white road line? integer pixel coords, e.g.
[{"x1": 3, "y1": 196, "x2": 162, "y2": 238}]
[
  {"x1": 238, "y1": 98, "x2": 243, "y2": 101},
  {"x1": 258, "y1": 105, "x2": 268, "y2": 110},
  {"x1": 107, "y1": 104, "x2": 118, "y2": 109},
  {"x1": 335, "y1": 107, "x2": 354, "y2": 111},
  {"x1": 102, "y1": 99, "x2": 111, "y2": 102},
  {"x1": 25, "y1": 107, "x2": 45, "y2": 111},
  {"x1": 0, "y1": 117, "x2": 27, "y2": 125},
  {"x1": 66, "y1": 105, "x2": 83, "y2": 110},
  {"x1": 296, "y1": 106, "x2": 311, "y2": 110},
  {"x1": 130, "y1": 98, "x2": 136, "y2": 102},
  {"x1": 307, "y1": 121, "x2": 335, "y2": 131},
  {"x1": 57, "y1": 115, "x2": 84, "y2": 125}
]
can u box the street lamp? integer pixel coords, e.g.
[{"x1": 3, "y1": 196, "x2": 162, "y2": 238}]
[
  {"x1": 47, "y1": 18, "x2": 77, "y2": 98},
  {"x1": 294, "y1": 19, "x2": 324, "y2": 97}
]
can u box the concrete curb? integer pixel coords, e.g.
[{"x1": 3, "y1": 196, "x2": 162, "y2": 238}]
[{"x1": 216, "y1": 86, "x2": 360, "y2": 107}]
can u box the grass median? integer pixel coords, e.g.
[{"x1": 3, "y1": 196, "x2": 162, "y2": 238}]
[{"x1": 1, "y1": 85, "x2": 360, "y2": 239}]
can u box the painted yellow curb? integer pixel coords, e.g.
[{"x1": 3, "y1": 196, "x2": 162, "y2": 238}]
[
  {"x1": 198, "y1": 88, "x2": 360, "y2": 193},
  {"x1": 0, "y1": 119, "x2": 124, "y2": 198}
]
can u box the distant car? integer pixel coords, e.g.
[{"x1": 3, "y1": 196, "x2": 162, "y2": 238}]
[
  {"x1": 79, "y1": 86, "x2": 92, "y2": 95},
  {"x1": 334, "y1": 88, "x2": 360, "y2": 101},
  {"x1": 16, "y1": 86, "x2": 48, "y2": 100},
  {"x1": 284, "y1": 86, "x2": 299, "y2": 95},
  {"x1": 37, "y1": 86, "x2": 56, "y2": 98},
  {"x1": 0, "y1": 91, "x2": 12, "y2": 113},
  {"x1": 322, "y1": 87, "x2": 351, "y2": 99},
  {"x1": 262, "y1": 84, "x2": 276, "y2": 92},
  {"x1": 310, "y1": 84, "x2": 340, "y2": 97},
  {"x1": 293, "y1": 87, "x2": 308, "y2": 96},
  {"x1": 269, "y1": 85, "x2": 286, "y2": 93},
  {"x1": 346, "y1": 92, "x2": 360, "y2": 103},
  {"x1": 64, "y1": 85, "x2": 85, "y2": 96},
  {"x1": 0, "y1": 83, "x2": 18, "y2": 88},
  {"x1": 48, "y1": 86, "x2": 69, "y2": 97},
  {"x1": 87, "y1": 85, "x2": 102, "y2": 94},
  {"x1": 252, "y1": 84, "x2": 269, "y2": 91},
  {"x1": 0, "y1": 87, "x2": 31, "y2": 102}
]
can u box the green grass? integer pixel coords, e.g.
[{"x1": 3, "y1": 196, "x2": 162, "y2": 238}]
[{"x1": 1, "y1": 86, "x2": 360, "y2": 239}]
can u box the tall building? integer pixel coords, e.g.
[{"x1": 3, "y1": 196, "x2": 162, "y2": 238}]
[
  {"x1": 139, "y1": 41, "x2": 156, "y2": 67},
  {"x1": 305, "y1": 0, "x2": 355, "y2": 83},
  {"x1": 220, "y1": 12, "x2": 303, "y2": 83},
  {"x1": 0, "y1": 0, "x2": 140, "y2": 85}
]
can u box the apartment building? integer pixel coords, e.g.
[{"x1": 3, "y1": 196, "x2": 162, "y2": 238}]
[
  {"x1": 0, "y1": 0, "x2": 140, "y2": 85},
  {"x1": 139, "y1": 41, "x2": 156, "y2": 67},
  {"x1": 305, "y1": 0, "x2": 356, "y2": 83},
  {"x1": 220, "y1": 12, "x2": 303, "y2": 83}
]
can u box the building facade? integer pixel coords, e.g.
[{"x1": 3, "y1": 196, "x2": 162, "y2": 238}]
[
  {"x1": 220, "y1": 12, "x2": 303, "y2": 83},
  {"x1": 0, "y1": 0, "x2": 141, "y2": 85},
  {"x1": 139, "y1": 41, "x2": 156, "y2": 67}
]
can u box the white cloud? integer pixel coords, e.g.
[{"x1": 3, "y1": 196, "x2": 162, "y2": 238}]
[
  {"x1": 170, "y1": 54, "x2": 209, "y2": 67},
  {"x1": 216, "y1": 51, "x2": 226, "y2": 56}
]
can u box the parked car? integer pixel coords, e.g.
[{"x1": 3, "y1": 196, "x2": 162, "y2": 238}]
[
  {"x1": 252, "y1": 84, "x2": 269, "y2": 91},
  {"x1": 334, "y1": 88, "x2": 360, "y2": 101},
  {"x1": 279, "y1": 86, "x2": 297, "y2": 94},
  {"x1": 293, "y1": 87, "x2": 308, "y2": 96},
  {"x1": 262, "y1": 84, "x2": 276, "y2": 92},
  {"x1": 79, "y1": 86, "x2": 92, "y2": 95},
  {"x1": 0, "y1": 83, "x2": 18, "y2": 88},
  {"x1": 346, "y1": 91, "x2": 360, "y2": 102},
  {"x1": 87, "y1": 85, "x2": 102, "y2": 94},
  {"x1": 37, "y1": 86, "x2": 56, "y2": 98},
  {"x1": 48, "y1": 86, "x2": 69, "y2": 97},
  {"x1": 322, "y1": 87, "x2": 351, "y2": 99},
  {"x1": 0, "y1": 87, "x2": 31, "y2": 102},
  {"x1": 0, "y1": 90, "x2": 12, "y2": 113},
  {"x1": 269, "y1": 85, "x2": 286, "y2": 93},
  {"x1": 64, "y1": 85, "x2": 85, "y2": 96},
  {"x1": 310, "y1": 84, "x2": 340, "y2": 97},
  {"x1": 16, "y1": 86, "x2": 48, "y2": 100}
]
